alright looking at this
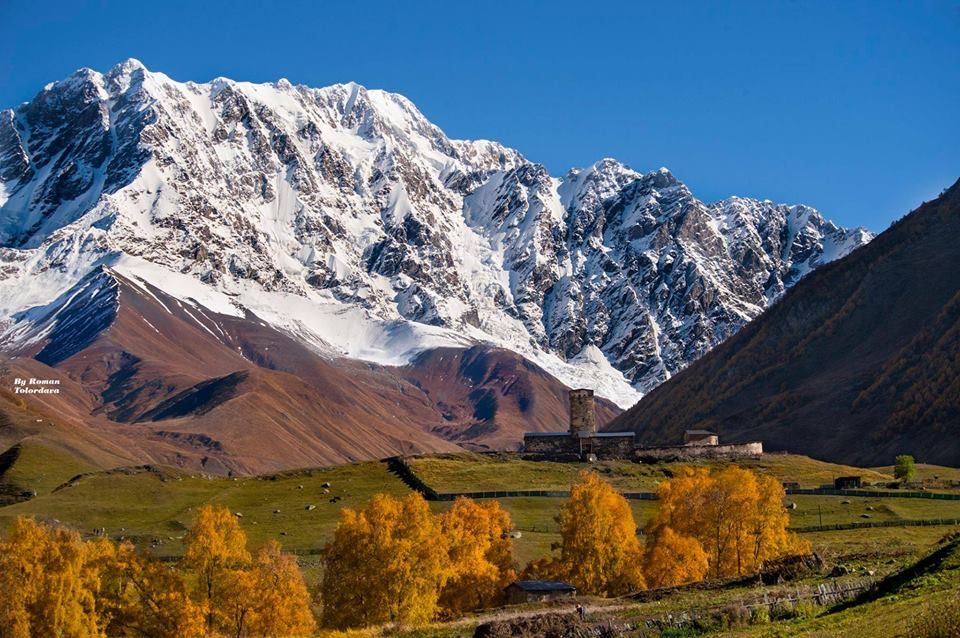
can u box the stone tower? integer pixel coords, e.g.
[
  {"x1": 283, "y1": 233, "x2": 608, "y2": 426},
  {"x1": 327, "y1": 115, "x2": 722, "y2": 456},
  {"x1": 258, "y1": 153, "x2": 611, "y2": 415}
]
[{"x1": 568, "y1": 389, "x2": 597, "y2": 434}]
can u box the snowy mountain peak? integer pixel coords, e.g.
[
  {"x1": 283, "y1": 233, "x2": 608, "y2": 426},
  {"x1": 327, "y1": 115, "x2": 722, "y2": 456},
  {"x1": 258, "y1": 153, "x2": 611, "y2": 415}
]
[{"x1": 0, "y1": 61, "x2": 873, "y2": 407}]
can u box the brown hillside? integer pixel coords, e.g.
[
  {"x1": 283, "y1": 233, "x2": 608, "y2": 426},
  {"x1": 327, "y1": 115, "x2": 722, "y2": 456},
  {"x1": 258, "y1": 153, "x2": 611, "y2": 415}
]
[
  {"x1": 607, "y1": 179, "x2": 960, "y2": 466},
  {"x1": 398, "y1": 346, "x2": 620, "y2": 450},
  {"x1": 3, "y1": 269, "x2": 610, "y2": 473}
]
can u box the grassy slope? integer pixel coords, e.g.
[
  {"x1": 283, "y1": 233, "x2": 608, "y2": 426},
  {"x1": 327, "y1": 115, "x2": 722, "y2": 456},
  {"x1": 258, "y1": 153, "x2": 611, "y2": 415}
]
[
  {"x1": 715, "y1": 536, "x2": 960, "y2": 637},
  {"x1": 0, "y1": 441, "x2": 95, "y2": 496},
  {"x1": 2, "y1": 452, "x2": 956, "y2": 564},
  {"x1": 0, "y1": 461, "x2": 410, "y2": 555},
  {"x1": 2, "y1": 450, "x2": 959, "y2": 637},
  {"x1": 407, "y1": 453, "x2": 893, "y2": 492},
  {"x1": 870, "y1": 462, "x2": 960, "y2": 482}
]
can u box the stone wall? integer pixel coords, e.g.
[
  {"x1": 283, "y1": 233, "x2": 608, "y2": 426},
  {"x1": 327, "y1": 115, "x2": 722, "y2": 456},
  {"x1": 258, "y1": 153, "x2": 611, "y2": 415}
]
[
  {"x1": 580, "y1": 435, "x2": 635, "y2": 459},
  {"x1": 523, "y1": 433, "x2": 636, "y2": 460},
  {"x1": 634, "y1": 441, "x2": 763, "y2": 463},
  {"x1": 523, "y1": 435, "x2": 578, "y2": 457}
]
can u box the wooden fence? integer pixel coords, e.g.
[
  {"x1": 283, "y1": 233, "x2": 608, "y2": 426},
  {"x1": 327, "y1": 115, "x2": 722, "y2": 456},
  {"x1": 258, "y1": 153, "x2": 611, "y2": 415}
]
[{"x1": 790, "y1": 518, "x2": 960, "y2": 533}]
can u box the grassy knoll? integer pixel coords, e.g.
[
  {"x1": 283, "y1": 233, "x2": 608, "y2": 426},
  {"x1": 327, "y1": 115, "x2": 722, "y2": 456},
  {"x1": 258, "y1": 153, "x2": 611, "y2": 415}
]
[
  {"x1": 712, "y1": 535, "x2": 960, "y2": 637},
  {"x1": 870, "y1": 462, "x2": 960, "y2": 482},
  {"x1": 0, "y1": 441, "x2": 95, "y2": 497},
  {"x1": 786, "y1": 494, "x2": 960, "y2": 527},
  {"x1": 0, "y1": 460, "x2": 410, "y2": 556},
  {"x1": 407, "y1": 453, "x2": 893, "y2": 493}
]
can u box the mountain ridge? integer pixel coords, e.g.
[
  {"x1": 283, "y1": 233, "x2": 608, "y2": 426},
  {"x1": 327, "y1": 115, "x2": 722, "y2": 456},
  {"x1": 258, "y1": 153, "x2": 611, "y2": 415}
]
[
  {"x1": 0, "y1": 59, "x2": 872, "y2": 410},
  {"x1": 607, "y1": 179, "x2": 960, "y2": 465}
]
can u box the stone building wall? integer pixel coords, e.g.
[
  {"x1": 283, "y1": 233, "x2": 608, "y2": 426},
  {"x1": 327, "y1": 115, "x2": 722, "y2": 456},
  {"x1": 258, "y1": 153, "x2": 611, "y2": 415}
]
[
  {"x1": 523, "y1": 435, "x2": 578, "y2": 456},
  {"x1": 634, "y1": 441, "x2": 763, "y2": 463},
  {"x1": 580, "y1": 435, "x2": 636, "y2": 459}
]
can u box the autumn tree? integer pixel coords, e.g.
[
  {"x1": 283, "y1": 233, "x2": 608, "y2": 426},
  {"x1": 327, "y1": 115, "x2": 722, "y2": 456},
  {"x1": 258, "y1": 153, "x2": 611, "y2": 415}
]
[
  {"x1": 748, "y1": 474, "x2": 804, "y2": 569},
  {"x1": 321, "y1": 492, "x2": 448, "y2": 629},
  {"x1": 0, "y1": 508, "x2": 315, "y2": 638},
  {"x1": 534, "y1": 471, "x2": 645, "y2": 596},
  {"x1": 180, "y1": 504, "x2": 315, "y2": 637},
  {"x1": 0, "y1": 517, "x2": 104, "y2": 638},
  {"x1": 182, "y1": 504, "x2": 252, "y2": 632},
  {"x1": 648, "y1": 466, "x2": 809, "y2": 579},
  {"x1": 95, "y1": 541, "x2": 205, "y2": 638},
  {"x1": 642, "y1": 525, "x2": 709, "y2": 589},
  {"x1": 439, "y1": 497, "x2": 516, "y2": 614},
  {"x1": 221, "y1": 541, "x2": 317, "y2": 638}
]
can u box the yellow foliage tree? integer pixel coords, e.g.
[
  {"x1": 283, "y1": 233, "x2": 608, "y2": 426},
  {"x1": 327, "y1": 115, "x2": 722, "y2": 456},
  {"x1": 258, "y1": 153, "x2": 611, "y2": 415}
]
[
  {"x1": 0, "y1": 509, "x2": 316, "y2": 637},
  {"x1": 182, "y1": 504, "x2": 252, "y2": 632},
  {"x1": 749, "y1": 474, "x2": 806, "y2": 566},
  {"x1": 95, "y1": 541, "x2": 206, "y2": 638},
  {"x1": 0, "y1": 517, "x2": 104, "y2": 638},
  {"x1": 545, "y1": 471, "x2": 646, "y2": 596},
  {"x1": 221, "y1": 540, "x2": 317, "y2": 637},
  {"x1": 648, "y1": 466, "x2": 810, "y2": 579},
  {"x1": 321, "y1": 492, "x2": 447, "y2": 629},
  {"x1": 642, "y1": 526, "x2": 709, "y2": 589},
  {"x1": 439, "y1": 497, "x2": 516, "y2": 614}
]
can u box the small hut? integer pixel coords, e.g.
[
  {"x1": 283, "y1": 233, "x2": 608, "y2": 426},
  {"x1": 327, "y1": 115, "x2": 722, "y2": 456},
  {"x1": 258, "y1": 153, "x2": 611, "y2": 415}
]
[
  {"x1": 683, "y1": 430, "x2": 719, "y2": 446},
  {"x1": 834, "y1": 476, "x2": 862, "y2": 490},
  {"x1": 504, "y1": 580, "x2": 577, "y2": 605}
]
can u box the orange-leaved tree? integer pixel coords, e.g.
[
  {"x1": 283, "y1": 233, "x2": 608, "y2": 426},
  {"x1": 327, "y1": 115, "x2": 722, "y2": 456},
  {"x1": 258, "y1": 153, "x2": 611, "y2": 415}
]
[
  {"x1": 321, "y1": 492, "x2": 448, "y2": 629},
  {"x1": 0, "y1": 517, "x2": 104, "y2": 638},
  {"x1": 439, "y1": 497, "x2": 516, "y2": 614},
  {"x1": 95, "y1": 540, "x2": 206, "y2": 638},
  {"x1": 222, "y1": 540, "x2": 317, "y2": 637},
  {"x1": 647, "y1": 466, "x2": 809, "y2": 579},
  {"x1": 532, "y1": 471, "x2": 645, "y2": 596},
  {"x1": 642, "y1": 525, "x2": 709, "y2": 589},
  {"x1": 0, "y1": 508, "x2": 315, "y2": 638},
  {"x1": 182, "y1": 503, "x2": 316, "y2": 637},
  {"x1": 182, "y1": 504, "x2": 251, "y2": 632}
]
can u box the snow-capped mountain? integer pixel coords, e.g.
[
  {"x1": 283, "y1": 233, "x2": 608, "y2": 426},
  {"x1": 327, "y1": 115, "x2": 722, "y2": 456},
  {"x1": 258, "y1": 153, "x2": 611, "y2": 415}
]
[{"x1": 0, "y1": 60, "x2": 872, "y2": 407}]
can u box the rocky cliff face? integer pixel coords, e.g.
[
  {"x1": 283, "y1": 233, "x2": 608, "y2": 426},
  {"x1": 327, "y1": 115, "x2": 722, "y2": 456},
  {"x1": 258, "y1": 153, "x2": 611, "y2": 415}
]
[{"x1": 0, "y1": 60, "x2": 872, "y2": 405}]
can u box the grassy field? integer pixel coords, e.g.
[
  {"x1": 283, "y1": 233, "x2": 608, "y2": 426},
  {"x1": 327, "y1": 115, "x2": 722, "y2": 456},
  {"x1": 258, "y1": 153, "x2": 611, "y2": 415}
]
[
  {"x1": 1, "y1": 450, "x2": 957, "y2": 566},
  {"x1": 432, "y1": 492, "x2": 960, "y2": 567},
  {"x1": 870, "y1": 462, "x2": 960, "y2": 482},
  {"x1": 407, "y1": 453, "x2": 894, "y2": 493},
  {"x1": 2, "y1": 447, "x2": 959, "y2": 636},
  {"x1": 0, "y1": 460, "x2": 411, "y2": 555}
]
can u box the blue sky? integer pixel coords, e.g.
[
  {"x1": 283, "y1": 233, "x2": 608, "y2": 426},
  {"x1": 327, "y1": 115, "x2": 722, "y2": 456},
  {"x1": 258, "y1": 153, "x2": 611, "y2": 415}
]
[{"x1": 1, "y1": 0, "x2": 957, "y2": 232}]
